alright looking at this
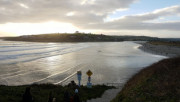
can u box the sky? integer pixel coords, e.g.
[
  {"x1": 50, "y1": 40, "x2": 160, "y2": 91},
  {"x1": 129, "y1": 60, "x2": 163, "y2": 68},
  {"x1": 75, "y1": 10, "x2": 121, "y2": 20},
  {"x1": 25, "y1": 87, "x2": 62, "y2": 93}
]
[{"x1": 0, "y1": 0, "x2": 180, "y2": 38}]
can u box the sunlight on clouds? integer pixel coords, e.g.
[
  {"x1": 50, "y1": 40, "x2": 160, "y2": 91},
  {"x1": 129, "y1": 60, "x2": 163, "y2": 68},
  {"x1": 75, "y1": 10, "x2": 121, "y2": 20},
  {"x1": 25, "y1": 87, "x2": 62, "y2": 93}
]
[
  {"x1": 81, "y1": 0, "x2": 96, "y2": 5},
  {"x1": 152, "y1": 5, "x2": 180, "y2": 14},
  {"x1": 159, "y1": 17, "x2": 165, "y2": 20},
  {"x1": 103, "y1": 9, "x2": 128, "y2": 22},
  {"x1": 0, "y1": 21, "x2": 78, "y2": 36},
  {"x1": 66, "y1": 12, "x2": 75, "y2": 16},
  {"x1": 115, "y1": 8, "x2": 128, "y2": 12},
  {"x1": 18, "y1": 3, "x2": 29, "y2": 9},
  {"x1": 81, "y1": 0, "x2": 88, "y2": 5},
  {"x1": 104, "y1": 16, "x2": 125, "y2": 22},
  {"x1": 144, "y1": 15, "x2": 180, "y2": 23},
  {"x1": 0, "y1": 7, "x2": 6, "y2": 11}
]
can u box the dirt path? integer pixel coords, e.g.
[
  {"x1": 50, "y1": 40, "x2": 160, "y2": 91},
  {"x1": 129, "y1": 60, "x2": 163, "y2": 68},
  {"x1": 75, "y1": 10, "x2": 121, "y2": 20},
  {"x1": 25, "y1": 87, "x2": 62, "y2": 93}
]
[{"x1": 87, "y1": 87, "x2": 122, "y2": 102}]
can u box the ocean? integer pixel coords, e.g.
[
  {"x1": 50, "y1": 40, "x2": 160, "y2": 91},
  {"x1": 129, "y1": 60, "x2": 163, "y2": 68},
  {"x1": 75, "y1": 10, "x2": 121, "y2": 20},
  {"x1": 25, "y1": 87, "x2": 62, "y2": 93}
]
[{"x1": 0, "y1": 40, "x2": 166, "y2": 86}]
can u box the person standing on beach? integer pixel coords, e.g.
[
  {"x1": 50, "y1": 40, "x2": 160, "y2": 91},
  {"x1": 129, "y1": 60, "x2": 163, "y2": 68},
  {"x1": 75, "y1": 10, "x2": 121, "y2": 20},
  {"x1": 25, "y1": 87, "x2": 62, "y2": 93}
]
[{"x1": 22, "y1": 87, "x2": 33, "y2": 102}]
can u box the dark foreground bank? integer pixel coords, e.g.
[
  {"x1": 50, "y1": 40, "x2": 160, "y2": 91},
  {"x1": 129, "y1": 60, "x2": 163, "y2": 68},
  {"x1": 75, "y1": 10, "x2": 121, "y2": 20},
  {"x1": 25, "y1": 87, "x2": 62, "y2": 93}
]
[
  {"x1": 0, "y1": 83, "x2": 114, "y2": 102},
  {"x1": 111, "y1": 57, "x2": 180, "y2": 102}
]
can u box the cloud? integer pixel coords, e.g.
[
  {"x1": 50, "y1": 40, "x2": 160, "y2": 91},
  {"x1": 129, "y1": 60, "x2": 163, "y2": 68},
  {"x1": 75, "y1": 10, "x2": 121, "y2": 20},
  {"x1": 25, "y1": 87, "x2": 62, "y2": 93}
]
[
  {"x1": 0, "y1": 0, "x2": 180, "y2": 32},
  {"x1": 0, "y1": 0, "x2": 136, "y2": 23},
  {"x1": 83, "y1": 5, "x2": 180, "y2": 31}
]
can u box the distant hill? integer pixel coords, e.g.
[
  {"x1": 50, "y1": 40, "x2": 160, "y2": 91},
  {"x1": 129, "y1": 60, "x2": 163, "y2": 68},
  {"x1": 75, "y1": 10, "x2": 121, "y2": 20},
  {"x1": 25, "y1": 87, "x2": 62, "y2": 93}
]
[
  {"x1": 161, "y1": 38, "x2": 180, "y2": 42},
  {"x1": 2, "y1": 33, "x2": 159, "y2": 42}
]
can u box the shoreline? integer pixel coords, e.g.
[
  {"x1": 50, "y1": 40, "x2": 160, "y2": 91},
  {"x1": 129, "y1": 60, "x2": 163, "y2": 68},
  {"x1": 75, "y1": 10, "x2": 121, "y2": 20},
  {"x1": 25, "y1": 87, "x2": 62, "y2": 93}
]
[{"x1": 138, "y1": 41, "x2": 180, "y2": 57}]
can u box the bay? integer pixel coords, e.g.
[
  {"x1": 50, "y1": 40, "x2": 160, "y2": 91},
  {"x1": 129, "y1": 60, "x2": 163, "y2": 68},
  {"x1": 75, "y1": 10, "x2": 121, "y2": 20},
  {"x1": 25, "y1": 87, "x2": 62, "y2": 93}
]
[{"x1": 0, "y1": 40, "x2": 166, "y2": 86}]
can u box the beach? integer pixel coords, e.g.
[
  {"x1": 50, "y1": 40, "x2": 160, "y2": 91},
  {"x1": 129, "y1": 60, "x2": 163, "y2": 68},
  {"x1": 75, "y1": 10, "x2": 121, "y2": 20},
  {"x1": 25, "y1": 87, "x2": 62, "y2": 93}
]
[{"x1": 138, "y1": 41, "x2": 180, "y2": 57}]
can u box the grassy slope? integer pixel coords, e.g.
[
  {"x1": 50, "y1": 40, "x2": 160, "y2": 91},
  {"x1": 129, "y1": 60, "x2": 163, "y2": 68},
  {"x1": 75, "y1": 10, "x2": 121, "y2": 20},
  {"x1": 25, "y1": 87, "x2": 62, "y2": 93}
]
[
  {"x1": 0, "y1": 84, "x2": 114, "y2": 102},
  {"x1": 112, "y1": 57, "x2": 180, "y2": 102}
]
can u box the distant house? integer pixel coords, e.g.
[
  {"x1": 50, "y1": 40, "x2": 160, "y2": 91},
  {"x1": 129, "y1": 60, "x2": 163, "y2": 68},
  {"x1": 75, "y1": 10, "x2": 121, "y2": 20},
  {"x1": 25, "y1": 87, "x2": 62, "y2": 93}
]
[{"x1": 75, "y1": 31, "x2": 80, "y2": 34}]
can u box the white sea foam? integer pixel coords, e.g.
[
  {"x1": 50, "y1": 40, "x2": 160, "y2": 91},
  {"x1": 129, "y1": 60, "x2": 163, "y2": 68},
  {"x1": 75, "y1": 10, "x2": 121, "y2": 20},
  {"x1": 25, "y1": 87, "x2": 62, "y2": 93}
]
[{"x1": 0, "y1": 40, "x2": 90, "y2": 65}]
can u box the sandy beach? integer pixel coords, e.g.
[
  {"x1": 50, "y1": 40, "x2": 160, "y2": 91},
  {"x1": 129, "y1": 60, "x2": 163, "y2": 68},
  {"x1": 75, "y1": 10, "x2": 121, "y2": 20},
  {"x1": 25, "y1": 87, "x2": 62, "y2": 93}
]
[{"x1": 138, "y1": 42, "x2": 180, "y2": 57}]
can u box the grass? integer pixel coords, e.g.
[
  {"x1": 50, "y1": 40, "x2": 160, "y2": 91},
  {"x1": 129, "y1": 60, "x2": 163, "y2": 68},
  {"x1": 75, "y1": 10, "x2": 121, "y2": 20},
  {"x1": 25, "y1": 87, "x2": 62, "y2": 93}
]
[
  {"x1": 111, "y1": 57, "x2": 180, "y2": 102},
  {"x1": 0, "y1": 84, "x2": 114, "y2": 102}
]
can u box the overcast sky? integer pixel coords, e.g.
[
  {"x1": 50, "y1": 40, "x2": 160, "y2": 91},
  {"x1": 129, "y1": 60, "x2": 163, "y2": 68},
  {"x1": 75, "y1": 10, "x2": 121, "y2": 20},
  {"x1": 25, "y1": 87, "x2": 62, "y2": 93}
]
[{"x1": 0, "y1": 0, "x2": 180, "y2": 38}]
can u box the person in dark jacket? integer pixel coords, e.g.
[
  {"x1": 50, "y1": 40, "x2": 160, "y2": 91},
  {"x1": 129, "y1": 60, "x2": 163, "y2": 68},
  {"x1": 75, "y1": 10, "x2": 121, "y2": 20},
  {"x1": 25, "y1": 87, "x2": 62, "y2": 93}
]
[
  {"x1": 48, "y1": 92, "x2": 53, "y2": 102},
  {"x1": 74, "y1": 89, "x2": 81, "y2": 102},
  {"x1": 22, "y1": 87, "x2": 33, "y2": 102},
  {"x1": 64, "y1": 90, "x2": 70, "y2": 102},
  {"x1": 74, "y1": 94, "x2": 80, "y2": 102}
]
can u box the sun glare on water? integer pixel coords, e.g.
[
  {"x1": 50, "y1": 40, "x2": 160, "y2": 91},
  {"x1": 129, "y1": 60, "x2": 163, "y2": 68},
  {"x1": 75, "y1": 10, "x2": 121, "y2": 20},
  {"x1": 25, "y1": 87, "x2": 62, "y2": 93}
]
[{"x1": 0, "y1": 21, "x2": 78, "y2": 36}]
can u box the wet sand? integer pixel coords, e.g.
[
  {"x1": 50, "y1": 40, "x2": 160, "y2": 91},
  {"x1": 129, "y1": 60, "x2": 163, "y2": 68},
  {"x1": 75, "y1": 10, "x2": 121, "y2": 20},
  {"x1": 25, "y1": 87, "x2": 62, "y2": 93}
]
[{"x1": 138, "y1": 42, "x2": 180, "y2": 57}]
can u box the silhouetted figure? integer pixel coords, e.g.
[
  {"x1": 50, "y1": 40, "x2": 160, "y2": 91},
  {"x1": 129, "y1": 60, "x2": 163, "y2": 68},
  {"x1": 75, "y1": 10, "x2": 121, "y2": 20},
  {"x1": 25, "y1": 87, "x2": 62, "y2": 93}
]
[
  {"x1": 68, "y1": 80, "x2": 78, "y2": 90},
  {"x1": 52, "y1": 98, "x2": 56, "y2": 102},
  {"x1": 48, "y1": 92, "x2": 53, "y2": 102},
  {"x1": 64, "y1": 90, "x2": 70, "y2": 102},
  {"x1": 74, "y1": 89, "x2": 81, "y2": 102},
  {"x1": 22, "y1": 87, "x2": 33, "y2": 102},
  {"x1": 71, "y1": 81, "x2": 76, "y2": 86},
  {"x1": 70, "y1": 96, "x2": 74, "y2": 102}
]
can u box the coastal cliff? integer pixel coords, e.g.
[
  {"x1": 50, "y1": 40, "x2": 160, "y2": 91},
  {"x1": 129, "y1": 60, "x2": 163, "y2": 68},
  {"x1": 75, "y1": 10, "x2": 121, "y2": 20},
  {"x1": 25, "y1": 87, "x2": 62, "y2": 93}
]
[{"x1": 111, "y1": 57, "x2": 180, "y2": 102}]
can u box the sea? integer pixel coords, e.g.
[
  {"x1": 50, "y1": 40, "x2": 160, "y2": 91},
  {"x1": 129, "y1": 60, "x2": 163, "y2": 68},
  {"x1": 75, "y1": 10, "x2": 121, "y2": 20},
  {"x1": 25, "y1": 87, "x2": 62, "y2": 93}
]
[{"x1": 0, "y1": 40, "x2": 166, "y2": 86}]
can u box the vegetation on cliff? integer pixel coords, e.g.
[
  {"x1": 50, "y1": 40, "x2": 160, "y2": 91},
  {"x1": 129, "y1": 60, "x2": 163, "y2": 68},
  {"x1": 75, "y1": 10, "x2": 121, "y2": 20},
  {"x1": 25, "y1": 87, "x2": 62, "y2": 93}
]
[
  {"x1": 0, "y1": 84, "x2": 114, "y2": 102},
  {"x1": 111, "y1": 57, "x2": 180, "y2": 102}
]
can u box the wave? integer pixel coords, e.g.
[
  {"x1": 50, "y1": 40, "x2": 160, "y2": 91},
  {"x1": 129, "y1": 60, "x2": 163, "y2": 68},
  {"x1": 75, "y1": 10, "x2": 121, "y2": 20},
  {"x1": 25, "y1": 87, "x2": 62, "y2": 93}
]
[{"x1": 0, "y1": 42, "x2": 91, "y2": 65}]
